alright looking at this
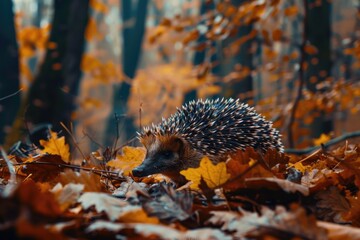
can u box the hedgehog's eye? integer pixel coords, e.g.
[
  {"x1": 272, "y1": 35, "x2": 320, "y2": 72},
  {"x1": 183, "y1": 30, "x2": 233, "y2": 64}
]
[{"x1": 162, "y1": 151, "x2": 173, "y2": 158}]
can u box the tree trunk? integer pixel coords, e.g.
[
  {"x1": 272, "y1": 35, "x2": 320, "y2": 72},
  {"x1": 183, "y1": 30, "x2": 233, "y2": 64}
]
[
  {"x1": 106, "y1": 0, "x2": 149, "y2": 144},
  {"x1": 305, "y1": 0, "x2": 333, "y2": 137},
  {"x1": 0, "y1": 0, "x2": 20, "y2": 144},
  {"x1": 185, "y1": 0, "x2": 216, "y2": 103},
  {"x1": 26, "y1": 0, "x2": 89, "y2": 142}
]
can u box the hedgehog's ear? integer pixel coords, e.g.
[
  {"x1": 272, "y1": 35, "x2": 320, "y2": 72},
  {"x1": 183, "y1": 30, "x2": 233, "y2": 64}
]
[
  {"x1": 140, "y1": 135, "x2": 156, "y2": 150},
  {"x1": 171, "y1": 136, "x2": 184, "y2": 155}
]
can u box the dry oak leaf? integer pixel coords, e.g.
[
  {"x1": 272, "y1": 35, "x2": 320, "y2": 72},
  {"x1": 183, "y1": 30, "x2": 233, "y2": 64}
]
[
  {"x1": 107, "y1": 146, "x2": 146, "y2": 175},
  {"x1": 40, "y1": 130, "x2": 70, "y2": 162},
  {"x1": 86, "y1": 221, "x2": 230, "y2": 239},
  {"x1": 207, "y1": 205, "x2": 327, "y2": 239},
  {"x1": 244, "y1": 177, "x2": 309, "y2": 196},
  {"x1": 86, "y1": 221, "x2": 183, "y2": 239},
  {"x1": 180, "y1": 157, "x2": 231, "y2": 190},
  {"x1": 51, "y1": 183, "x2": 84, "y2": 211},
  {"x1": 21, "y1": 154, "x2": 66, "y2": 182},
  {"x1": 78, "y1": 192, "x2": 145, "y2": 221}
]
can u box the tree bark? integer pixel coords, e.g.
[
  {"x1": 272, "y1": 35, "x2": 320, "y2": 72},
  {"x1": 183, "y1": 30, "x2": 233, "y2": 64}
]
[
  {"x1": 305, "y1": 0, "x2": 333, "y2": 137},
  {"x1": 0, "y1": 0, "x2": 20, "y2": 144},
  {"x1": 106, "y1": 0, "x2": 149, "y2": 144},
  {"x1": 26, "y1": 0, "x2": 89, "y2": 138}
]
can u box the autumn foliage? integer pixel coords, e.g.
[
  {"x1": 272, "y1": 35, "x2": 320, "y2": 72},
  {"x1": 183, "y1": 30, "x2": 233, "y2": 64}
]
[
  {"x1": 1, "y1": 0, "x2": 360, "y2": 239},
  {"x1": 1, "y1": 130, "x2": 360, "y2": 239}
]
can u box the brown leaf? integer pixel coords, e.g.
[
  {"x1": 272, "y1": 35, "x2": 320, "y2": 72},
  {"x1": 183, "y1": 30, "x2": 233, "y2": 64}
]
[
  {"x1": 318, "y1": 221, "x2": 360, "y2": 240},
  {"x1": 343, "y1": 190, "x2": 360, "y2": 226},
  {"x1": 141, "y1": 183, "x2": 193, "y2": 222},
  {"x1": 16, "y1": 218, "x2": 65, "y2": 240},
  {"x1": 22, "y1": 155, "x2": 66, "y2": 182},
  {"x1": 263, "y1": 148, "x2": 289, "y2": 169},
  {"x1": 207, "y1": 205, "x2": 327, "y2": 239},
  {"x1": 315, "y1": 186, "x2": 350, "y2": 224},
  {"x1": 15, "y1": 180, "x2": 62, "y2": 217},
  {"x1": 244, "y1": 177, "x2": 309, "y2": 196}
]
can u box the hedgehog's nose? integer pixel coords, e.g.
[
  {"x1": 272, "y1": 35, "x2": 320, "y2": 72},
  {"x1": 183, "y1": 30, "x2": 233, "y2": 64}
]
[{"x1": 132, "y1": 167, "x2": 144, "y2": 177}]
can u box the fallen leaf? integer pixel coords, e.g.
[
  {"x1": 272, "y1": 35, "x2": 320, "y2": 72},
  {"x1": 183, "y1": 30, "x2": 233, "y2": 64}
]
[
  {"x1": 51, "y1": 183, "x2": 84, "y2": 211},
  {"x1": 39, "y1": 131, "x2": 70, "y2": 162},
  {"x1": 21, "y1": 155, "x2": 66, "y2": 182},
  {"x1": 245, "y1": 177, "x2": 309, "y2": 196},
  {"x1": 180, "y1": 157, "x2": 231, "y2": 190},
  {"x1": 57, "y1": 169, "x2": 103, "y2": 192},
  {"x1": 318, "y1": 221, "x2": 360, "y2": 240},
  {"x1": 207, "y1": 205, "x2": 327, "y2": 239},
  {"x1": 78, "y1": 192, "x2": 138, "y2": 221},
  {"x1": 140, "y1": 182, "x2": 192, "y2": 222},
  {"x1": 107, "y1": 146, "x2": 146, "y2": 176},
  {"x1": 86, "y1": 221, "x2": 183, "y2": 239},
  {"x1": 15, "y1": 180, "x2": 62, "y2": 217}
]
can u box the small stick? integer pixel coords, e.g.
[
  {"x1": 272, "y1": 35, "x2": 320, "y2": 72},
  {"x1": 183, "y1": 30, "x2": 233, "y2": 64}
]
[
  {"x1": 0, "y1": 88, "x2": 23, "y2": 101},
  {"x1": 60, "y1": 122, "x2": 87, "y2": 160}
]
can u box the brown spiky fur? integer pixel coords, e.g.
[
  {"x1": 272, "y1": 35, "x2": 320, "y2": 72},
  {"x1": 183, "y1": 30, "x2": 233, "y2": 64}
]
[
  {"x1": 138, "y1": 135, "x2": 204, "y2": 183},
  {"x1": 134, "y1": 134, "x2": 228, "y2": 184},
  {"x1": 132, "y1": 98, "x2": 283, "y2": 184}
]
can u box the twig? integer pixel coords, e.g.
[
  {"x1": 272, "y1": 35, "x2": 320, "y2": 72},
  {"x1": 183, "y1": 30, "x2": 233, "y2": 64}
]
[
  {"x1": 82, "y1": 130, "x2": 103, "y2": 148},
  {"x1": 287, "y1": 0, "x2": 309, "y2": 148},
  {"x1": 0, "y1": 160, "x2": 125, "y2": 180},
  {"x1": 60, "y1": 122, "x2": 87, "y2": 160},
  {"x1": 286, "y1": 148, "x2": 322, "y2": 169},
  {"x1": 0, "y1": 148, "x2": 17, "y2": 197},
  {"x1": 285, "y1": 131, "x2": 360, "y2": 155},
  {"x1": 0, "y1": 88, "x2": 23, "y2": 101},
  {"x1": 321, "y1": 144, "x2": 360, "y2": 177}
]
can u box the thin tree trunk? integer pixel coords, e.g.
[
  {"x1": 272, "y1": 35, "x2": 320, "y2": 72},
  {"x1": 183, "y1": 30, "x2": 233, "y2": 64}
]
[
  {"x1": 305, "y1": 0, "x2": 333, "y2": 138},
  {"x1": 106, "y1": 0, "x2": 149, "y2": 144},
  {"x1": 26, "y1": 0, "x2": 89, "y2": 143},
  {"x1": 185, "y1": 0, "x2": 216, "y2": 103},
  {"x1": 0, "y1": 0, "x2": 20, "y2": 145}
]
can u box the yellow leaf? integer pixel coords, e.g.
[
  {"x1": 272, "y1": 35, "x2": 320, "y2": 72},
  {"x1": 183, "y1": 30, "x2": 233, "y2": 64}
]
[
  {"x1": 107, "y1": 146, "x2": 146, "y2": 175},
  {"x1": 180, "y1": 157, "x2": 231, "y2": 190},
  {"x1": 39, "y1": 131, "x2": 70, "y2": 162},
  {"x1": 289, "y1": 162, "x2": 308, "y2": 173},
  {"x1": 313, "y1": 133, "x2": 331, "y2": 146}
]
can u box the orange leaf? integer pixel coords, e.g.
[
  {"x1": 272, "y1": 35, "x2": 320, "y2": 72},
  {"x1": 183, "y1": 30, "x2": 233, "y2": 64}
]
[
  {"x1": 39, "y1": 131, "x2": 70, "y2": 162},
  {"x1": 107, "y1": 146, "x2": 146, "y2": 176},
  {"x1": 180, "y1": 157, "x2": 231, "y2": 190}
]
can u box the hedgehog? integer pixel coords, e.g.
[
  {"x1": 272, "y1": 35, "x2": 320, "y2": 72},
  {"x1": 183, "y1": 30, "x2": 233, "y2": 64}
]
[{"x1": 132, "y1": 98, "x2": 284, "y2": 184}]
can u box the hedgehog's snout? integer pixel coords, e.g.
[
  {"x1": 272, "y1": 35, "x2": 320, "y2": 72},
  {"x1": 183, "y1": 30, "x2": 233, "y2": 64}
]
[
  {"x1": 132, "y1": 166, "x2": 145, "y2": 177},
  {"x1": 132, "y1": 156, "x2": 157, "y2": 177}
]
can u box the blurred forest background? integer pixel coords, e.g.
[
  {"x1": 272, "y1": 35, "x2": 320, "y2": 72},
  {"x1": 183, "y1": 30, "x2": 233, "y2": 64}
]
[{"x1": 0, "y1": 0, "x2": 359, "y2": 156}]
